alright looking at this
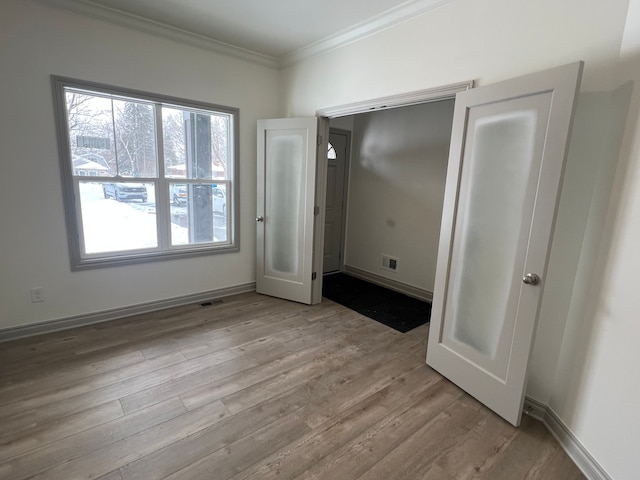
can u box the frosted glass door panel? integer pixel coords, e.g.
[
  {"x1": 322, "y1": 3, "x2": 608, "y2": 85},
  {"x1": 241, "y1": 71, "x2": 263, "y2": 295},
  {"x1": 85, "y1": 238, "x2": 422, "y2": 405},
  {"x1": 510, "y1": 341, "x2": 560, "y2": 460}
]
[
  {"x1": 441, "y1": 93, "x2": 552, "y2": 381},
  {"x1": 265, "y1": 131, "x2": 304, "y2": 279}
]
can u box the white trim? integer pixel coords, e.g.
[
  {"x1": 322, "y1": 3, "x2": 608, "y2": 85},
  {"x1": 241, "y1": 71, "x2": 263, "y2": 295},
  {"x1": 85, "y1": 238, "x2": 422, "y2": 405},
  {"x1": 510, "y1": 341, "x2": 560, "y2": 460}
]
[
  {"x1": 37, "y1": 0, "x2": 279, "y2": 69},
  {"x1": 0, "y1": 282, "x2": 256, "y2": 342},
  {"x1": 343, "y1": 265, "x2": 433, "y2": 302},
  {"x1": 281, "y1": 0, "x2": 453, "y2": 66},
  {"x1": 317, "y1": 82, "x2": 473, "y2": 118},
  {"x1": 524, "y1": 397, "x2": 612, "y2": 480}
]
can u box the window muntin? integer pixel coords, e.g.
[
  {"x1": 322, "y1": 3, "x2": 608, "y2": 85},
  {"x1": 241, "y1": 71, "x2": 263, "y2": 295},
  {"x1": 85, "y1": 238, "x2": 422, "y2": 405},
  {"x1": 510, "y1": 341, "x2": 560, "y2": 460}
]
[{"x1": 53, "y1": 77, "x2": 239, "y2": 269}]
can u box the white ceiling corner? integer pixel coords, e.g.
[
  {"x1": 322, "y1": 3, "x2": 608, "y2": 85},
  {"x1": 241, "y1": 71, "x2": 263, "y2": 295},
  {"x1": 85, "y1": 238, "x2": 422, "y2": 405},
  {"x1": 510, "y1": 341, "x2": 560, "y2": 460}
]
[{"x1": 37, "y1": 0, "x2": 452, "y2": 68}]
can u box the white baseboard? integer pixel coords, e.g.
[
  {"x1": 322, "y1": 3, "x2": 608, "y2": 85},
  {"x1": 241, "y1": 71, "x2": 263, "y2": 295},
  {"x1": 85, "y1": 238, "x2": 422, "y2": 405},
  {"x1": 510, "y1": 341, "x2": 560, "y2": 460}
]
[
  {"x1": 342, "y1": 265, "x2": 433, "y2": 302},
  {"x1": 0, "y1": 282, "x2": 256, "y2": 342},
  {"x1": 524, "y1": 397, "x2": 612, "y2": 480}
]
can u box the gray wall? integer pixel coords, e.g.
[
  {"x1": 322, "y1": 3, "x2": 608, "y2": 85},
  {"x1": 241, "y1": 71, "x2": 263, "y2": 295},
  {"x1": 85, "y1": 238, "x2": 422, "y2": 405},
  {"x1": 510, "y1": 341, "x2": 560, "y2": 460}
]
[{"x1": 342, "y1": 100, "x2": 455, "y2": 293}]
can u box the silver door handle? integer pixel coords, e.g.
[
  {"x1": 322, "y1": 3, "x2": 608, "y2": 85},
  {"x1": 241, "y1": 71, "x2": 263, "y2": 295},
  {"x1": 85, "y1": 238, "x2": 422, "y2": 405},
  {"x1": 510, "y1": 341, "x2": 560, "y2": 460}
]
[
  {"x1": 256, "y1": 216, "x2": 264, "y2": 222},
  {"x1": 522, "y1": 273, "x2": 540, "y2": 285}
]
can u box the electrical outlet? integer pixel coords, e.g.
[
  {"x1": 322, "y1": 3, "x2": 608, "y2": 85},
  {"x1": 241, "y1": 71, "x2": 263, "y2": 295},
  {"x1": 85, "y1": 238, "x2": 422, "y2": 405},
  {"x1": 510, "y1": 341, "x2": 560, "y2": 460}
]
[
  {"x1": 30, "y1": 287, "x2": 44, "y2": 303},
  {"x1": 381, "y1": 254, "x2": 399, "y2": 272}
]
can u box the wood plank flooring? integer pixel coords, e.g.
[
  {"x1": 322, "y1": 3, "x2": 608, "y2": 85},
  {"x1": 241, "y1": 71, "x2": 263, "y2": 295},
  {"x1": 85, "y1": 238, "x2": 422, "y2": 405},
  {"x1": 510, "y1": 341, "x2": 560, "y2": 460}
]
[{"x1": 0, "y1": 292, "x2": 585, "y2": 479}]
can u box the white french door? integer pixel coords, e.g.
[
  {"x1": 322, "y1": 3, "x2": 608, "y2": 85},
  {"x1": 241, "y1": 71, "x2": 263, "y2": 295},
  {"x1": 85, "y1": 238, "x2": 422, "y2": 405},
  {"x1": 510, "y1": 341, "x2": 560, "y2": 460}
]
[
  {"x1": 256, "y1": 117, "x2": 328, "y2": 305},
  {"x1": 426, "y1": 62, "x2": 583, "y2": 426}
]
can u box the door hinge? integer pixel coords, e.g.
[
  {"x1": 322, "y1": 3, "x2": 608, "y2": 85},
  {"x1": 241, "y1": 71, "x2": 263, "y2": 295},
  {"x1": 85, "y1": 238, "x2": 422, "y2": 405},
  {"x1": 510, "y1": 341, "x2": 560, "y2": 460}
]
[
  {"x1": 317, "y1": 135, "x2": 323, "y2": 146},
  {"x1": 312, "y1": 272, "x2": 317, "y2": 280},
  {"x1": 314, "y1": 206, "x2": 320, "y2": 215}
]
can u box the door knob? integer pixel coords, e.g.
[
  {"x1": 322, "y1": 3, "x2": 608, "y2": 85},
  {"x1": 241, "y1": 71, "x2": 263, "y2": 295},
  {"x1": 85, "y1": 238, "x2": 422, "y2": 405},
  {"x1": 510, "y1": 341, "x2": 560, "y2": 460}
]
[
  {"x1": 256, "y1": 216, "x2": 264, "y2": 222},
  {"x1": 522, "y1": 273, "x2": 540, "y2": 285}
]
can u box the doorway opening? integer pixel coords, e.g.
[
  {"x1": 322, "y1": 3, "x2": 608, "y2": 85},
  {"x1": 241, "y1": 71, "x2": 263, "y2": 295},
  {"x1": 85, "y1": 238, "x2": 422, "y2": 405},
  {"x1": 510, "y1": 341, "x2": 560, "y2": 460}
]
[{"x1": 320, "y1": 90, "x2": 464, "y2": 304}]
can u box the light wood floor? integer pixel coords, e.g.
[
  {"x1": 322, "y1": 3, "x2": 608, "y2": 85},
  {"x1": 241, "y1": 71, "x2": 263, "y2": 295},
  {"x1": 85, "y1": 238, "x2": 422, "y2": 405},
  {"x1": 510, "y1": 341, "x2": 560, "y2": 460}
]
[{"x1": 0, "y1": 292, "x2": 585, "y2": 480}]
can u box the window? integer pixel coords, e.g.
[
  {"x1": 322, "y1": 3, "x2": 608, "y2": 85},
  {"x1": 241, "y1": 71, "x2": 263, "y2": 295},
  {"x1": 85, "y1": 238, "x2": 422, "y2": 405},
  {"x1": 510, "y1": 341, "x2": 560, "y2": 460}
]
[
  {"x1": 327, "y1": 142, "x2": 337, "y2": 159},
  {"x1": 52, "y1": 76, "x2": 239, "y2": 269}
]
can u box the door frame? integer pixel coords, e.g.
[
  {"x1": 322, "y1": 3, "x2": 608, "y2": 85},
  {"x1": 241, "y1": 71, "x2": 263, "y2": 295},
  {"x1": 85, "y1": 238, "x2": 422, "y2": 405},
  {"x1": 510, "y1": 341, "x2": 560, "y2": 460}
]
[{"x1": 316, "y1": 81, "x2": 473, "y2": 118}]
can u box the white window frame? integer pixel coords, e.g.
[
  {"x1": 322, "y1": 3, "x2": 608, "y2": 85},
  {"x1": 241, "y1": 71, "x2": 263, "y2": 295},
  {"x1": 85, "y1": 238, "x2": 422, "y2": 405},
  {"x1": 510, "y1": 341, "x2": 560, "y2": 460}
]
[{"x1": 52, "y1": 76, "x2": 240, "y2": 270}]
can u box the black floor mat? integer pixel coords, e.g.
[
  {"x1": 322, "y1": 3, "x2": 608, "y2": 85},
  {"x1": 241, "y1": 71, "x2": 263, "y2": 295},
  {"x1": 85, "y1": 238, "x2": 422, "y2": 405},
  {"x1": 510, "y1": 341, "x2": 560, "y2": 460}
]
[{"x1": 322, "y1": 273, "x2": 431, "y2": 333}]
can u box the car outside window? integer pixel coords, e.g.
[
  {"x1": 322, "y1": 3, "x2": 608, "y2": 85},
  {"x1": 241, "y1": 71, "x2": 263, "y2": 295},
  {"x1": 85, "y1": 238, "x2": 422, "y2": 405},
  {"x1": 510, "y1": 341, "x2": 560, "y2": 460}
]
[{"x1": 52, "y1": 76, "x2": 239, "y2": 269}]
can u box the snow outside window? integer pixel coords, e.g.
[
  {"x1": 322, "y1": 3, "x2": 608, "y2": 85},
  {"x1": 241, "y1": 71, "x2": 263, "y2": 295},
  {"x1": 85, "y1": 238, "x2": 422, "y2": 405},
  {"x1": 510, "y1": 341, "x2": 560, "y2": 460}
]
[{"x1": 52, "y1": 77, "x2": 239, "y2": 269}]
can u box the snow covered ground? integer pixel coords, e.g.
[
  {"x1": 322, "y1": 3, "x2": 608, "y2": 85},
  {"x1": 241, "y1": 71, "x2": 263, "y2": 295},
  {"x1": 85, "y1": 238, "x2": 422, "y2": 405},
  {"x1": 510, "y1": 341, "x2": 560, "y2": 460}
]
[{"x1": 78, "y1": 182, "x2": 226, "y2": 254}]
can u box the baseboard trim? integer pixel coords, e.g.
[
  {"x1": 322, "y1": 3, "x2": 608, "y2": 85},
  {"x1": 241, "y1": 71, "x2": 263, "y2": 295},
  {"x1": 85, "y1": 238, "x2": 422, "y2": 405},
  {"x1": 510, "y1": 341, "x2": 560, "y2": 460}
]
[
  {"x1": 0, "y1": 282, "x2": 256, "y2": 342},
  {"x1": 524, "y1": 397, "x2": 612, "y2": 480},
  {"x1": 342, "y1": 265, "x2": 433, "y2": 302}
]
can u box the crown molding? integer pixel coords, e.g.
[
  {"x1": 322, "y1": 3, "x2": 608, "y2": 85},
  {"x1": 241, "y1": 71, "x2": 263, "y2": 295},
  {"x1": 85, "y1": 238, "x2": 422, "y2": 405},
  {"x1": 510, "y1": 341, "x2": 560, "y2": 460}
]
[
  {"x1": 37, "y1": 0, "x2": 280, "y2": 69},
  {"x1": 280, "y1": 0, "x2": 453, "y2": 67}
]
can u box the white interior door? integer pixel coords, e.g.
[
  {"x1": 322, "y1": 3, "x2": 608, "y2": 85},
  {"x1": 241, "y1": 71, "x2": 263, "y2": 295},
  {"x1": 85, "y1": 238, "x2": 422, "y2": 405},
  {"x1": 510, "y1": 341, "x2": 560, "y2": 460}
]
[
  {"x1": 426, "y1": 62, "x2": 583, "y2": 426},
  {"x1": 323, "y1": 130, "x2": 348, "y2": 273},
  {"x1": 256, "y1": 117, "x2": 328, "y2": 305}
]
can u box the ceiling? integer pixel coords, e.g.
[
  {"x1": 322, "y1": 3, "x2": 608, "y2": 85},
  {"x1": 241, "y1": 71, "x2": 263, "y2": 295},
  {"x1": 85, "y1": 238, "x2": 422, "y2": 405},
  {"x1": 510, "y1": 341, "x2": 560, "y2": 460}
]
[{"x1": 43, "y1": 0, "x2": 449, "y2": 65}]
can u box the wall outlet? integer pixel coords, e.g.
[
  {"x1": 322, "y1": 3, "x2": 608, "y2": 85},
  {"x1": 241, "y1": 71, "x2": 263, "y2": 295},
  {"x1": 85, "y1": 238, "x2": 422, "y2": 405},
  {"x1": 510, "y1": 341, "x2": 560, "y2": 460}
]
[
  {"x1": 30, "y1": 287, "x2": 44, "y2": 303},
  {"x1": 380, "y1": 254, "x2": 399, "y2": 272}
]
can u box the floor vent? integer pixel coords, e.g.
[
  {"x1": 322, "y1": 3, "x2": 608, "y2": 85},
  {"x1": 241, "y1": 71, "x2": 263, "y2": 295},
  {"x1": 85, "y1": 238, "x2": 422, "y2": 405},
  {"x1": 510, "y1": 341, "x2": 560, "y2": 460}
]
[{"x1": 200, "y1": 299, "x2": 223, "y2": 307}]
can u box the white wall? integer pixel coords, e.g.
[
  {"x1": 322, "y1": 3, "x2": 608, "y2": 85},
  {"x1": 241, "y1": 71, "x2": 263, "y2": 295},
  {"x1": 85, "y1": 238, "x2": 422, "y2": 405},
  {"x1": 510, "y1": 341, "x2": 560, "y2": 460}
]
[
  {"x1": 0, "y1": 0, "x2": 280, "y2": 330},
  {"x1": 283, "y1": 0, "x2": 638, "y2": 478},
  {"x1": 547, "y1": 0, "x2": 640, "y2": 477},
  {"x1": 282, "y1": 0, "x2": 628, "y2": 117},
  {"x1": 526, "y1": 88, "x2": 632, "y2": 404},
  {"x1": 342, "y1": 101, "x2": 454, "y2": 293}
]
